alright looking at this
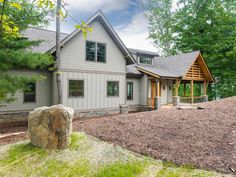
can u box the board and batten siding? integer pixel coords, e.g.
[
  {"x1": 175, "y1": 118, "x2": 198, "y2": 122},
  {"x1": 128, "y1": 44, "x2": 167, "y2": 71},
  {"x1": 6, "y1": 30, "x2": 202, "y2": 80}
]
[
  {"x1": 60, "y1": 20, "x2": 126, "y2": 73},
  {"x1": 139, "y1": 75, "x2": 148, "y2": 106},
  {"x1": 0, "y1": 70, "x2": 52, "y2": 112},
  {"x1": 61, "y1": 71, "x2": 125, "y2": 110},
  {"x1": 126, "y1": 78, "x2": 140, "y2": 105}
]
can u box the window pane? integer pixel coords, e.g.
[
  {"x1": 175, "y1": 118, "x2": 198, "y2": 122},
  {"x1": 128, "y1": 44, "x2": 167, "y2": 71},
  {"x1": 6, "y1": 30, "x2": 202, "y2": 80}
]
[
  {"x1": 139, "y1": 55, "x2": 153, "y2": 65},
  {"x1": 97, "y1": 43, "x2": 106, "y2": 62},
  {"x1": 86, "y1": 41, "x2": 96, "y2": 61},
  {"x1": 24, "y1": 83, "x2": 36, "y2": 103},
  {"x1": 127, "y1": 82, "x2": 133, "y2": 100},
  {"x1": 107, "y1": 81, "x2": 119, "y2": 96},
  {"x1": 69, "y1": 80, "x2": 84, "y2": 97}
]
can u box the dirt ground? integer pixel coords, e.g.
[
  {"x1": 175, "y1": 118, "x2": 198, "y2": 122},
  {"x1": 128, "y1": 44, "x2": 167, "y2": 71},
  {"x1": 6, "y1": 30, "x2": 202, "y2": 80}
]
[{"x1": 0, "y1": 97, "x2": 235, "y2": 174}]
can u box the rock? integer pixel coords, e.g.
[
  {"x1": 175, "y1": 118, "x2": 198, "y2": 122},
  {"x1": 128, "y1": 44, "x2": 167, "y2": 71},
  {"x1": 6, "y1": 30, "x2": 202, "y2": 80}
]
[{"x1": 28, "y1": 105, "x2": 74, "y2": 149}]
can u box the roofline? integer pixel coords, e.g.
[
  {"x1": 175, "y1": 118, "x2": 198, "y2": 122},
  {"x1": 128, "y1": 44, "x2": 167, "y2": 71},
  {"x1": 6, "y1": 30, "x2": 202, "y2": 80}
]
[
  {"x1": 182, "y1": 51, "x2": 214, "y2": 82},
  {"x1": 49, "y1": 10, "x2": 135, "y2": 64},
  {"x1": 128, "y1": 48, "x2": 159, "y2": 56},
  {"x1": 27, "y1": 26, "x2": 68, "y2": 35},
  {"x1": 136, "y1": 66, "x2": 160, "y2": 78}
]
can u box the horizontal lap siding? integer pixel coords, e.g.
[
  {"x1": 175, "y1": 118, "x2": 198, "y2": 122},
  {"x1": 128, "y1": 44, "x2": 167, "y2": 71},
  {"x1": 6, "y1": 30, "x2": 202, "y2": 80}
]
[
  {"x1": 60, "y1": 20, "x2": 126, "y2": 73},
  {"x1": 62, "y1": 72, "x2": 125, "y2": 110},
  {"x1": 0, "y1": 71, "x2": 52, "y2": 112},
  {"x1": 126, "y1": 78, "x2": 140, "y2": 105}
]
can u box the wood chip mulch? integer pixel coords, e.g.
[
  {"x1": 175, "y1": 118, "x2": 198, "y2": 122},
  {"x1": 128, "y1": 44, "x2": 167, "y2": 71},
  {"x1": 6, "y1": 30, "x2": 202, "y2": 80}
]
[{"x1": 74, "y1": 97, "x2": 236, "y2": 174}]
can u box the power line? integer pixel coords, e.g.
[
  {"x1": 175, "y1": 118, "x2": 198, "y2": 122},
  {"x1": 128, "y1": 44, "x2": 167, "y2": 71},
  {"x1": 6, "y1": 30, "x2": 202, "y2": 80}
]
[{"x1": 53, "y1": 0, "x2": 80, "y2": 24}]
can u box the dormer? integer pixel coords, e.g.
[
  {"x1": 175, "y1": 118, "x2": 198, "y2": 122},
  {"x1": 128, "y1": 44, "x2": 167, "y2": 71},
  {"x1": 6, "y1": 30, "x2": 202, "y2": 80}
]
[
  {"x1": 138, "y1": 54, "x2": 154, "y2": 65},
  {"x1": 128, "y1": 48, "x2": 159, "y2": 65}
]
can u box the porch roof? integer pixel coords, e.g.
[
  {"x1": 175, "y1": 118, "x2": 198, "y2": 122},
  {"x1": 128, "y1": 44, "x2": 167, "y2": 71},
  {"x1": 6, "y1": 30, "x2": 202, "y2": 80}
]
[{"x1": 129, "y1": 51, "x2": 212, "y2": 80}]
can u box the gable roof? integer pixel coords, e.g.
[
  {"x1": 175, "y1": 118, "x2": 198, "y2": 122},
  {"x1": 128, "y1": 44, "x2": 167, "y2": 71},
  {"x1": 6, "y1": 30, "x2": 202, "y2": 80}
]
[
  {"x1": 134, "y1": 51, "x2": 213, "y2": 81},
  {"x1": 49, "y1": 10, "x2": 135, "y2": 64},
  {"x1": 128, "y1": 48, "x2": 159, "y2": 57},
  {"x1": 23, "y1": 27, "x2": 68, "y2": 53}
]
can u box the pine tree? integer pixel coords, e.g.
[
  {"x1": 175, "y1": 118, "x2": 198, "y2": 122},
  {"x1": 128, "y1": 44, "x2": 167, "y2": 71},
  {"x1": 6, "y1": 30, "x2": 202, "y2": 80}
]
[{"x1": 0, "y1": 0, "x2": 54, "y2": 105}]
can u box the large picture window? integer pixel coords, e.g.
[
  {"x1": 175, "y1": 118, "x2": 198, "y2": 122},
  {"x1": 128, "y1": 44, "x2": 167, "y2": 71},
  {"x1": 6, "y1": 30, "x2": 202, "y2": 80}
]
[
  {"x1": 107, "y1": 81, "x2": 119, "y2": 97},
  {"x1": 86, "y1": 41, "x2": 106, "y2": 62},
  {"x1": 24, "y1": 82, "x2": 36, "y2": 103},
  {"x1": 139, "y1": 55, "x2": 153, "y2": 65},
  {"x1": 69, "y1": 80, "x2": 84, "y2": 97},
  {"x1": 127, "y1": 82, "x2": 133, "y2": 100}
]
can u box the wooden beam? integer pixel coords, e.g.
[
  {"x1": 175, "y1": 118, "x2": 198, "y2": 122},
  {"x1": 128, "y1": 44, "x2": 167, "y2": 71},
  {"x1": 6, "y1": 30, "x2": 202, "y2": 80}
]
[
  {"x1": 203, "y1": 81, "x2": 207, "y2": 95},
  {"x1": 157, "y1": 80, "x2": 160, "y2": 97},
  {"x1": 175, "y1": 79, "x2": 180, "y2": 96},
  {"x1": 191, "y1": 80, "x2": 194, "y2": 104}
]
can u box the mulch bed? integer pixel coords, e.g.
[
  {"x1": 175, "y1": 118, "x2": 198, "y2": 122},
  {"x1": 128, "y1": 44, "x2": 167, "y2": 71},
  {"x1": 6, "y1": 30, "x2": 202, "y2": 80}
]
[
  {"x1": 74, "y1": 97, "x2": 236, "y2": 174},
  {"x1": 0, "y1": 97, "x2": 235, "y2": 174}
]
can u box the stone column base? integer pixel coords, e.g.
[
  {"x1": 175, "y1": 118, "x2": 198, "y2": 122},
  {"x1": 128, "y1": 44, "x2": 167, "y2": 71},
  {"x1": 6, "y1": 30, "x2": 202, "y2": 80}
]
[
  {"x1": 202, "y1": 95, "x2": 208, "y2": 102},
  {"x1": 120, "y1": 104, "x2": 128, "y2": 114},
  {"x1": 173, "y1": 96, "x2": 180, "y2": 106},
  {"x1": 155, "y1": 97, "x2": 162, "y2": 110}
]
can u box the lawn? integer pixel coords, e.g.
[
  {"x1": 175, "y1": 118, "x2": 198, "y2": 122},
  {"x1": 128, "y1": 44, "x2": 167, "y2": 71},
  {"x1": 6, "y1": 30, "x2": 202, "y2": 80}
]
[{"x1": 0, "y1": 132, "x2": 226, "y2": 177}]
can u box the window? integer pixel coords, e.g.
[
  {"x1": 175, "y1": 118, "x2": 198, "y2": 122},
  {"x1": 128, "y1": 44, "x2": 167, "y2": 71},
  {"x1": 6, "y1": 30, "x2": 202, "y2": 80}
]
[
  {"x1": 107, "y1": 81, "x2": 119, "y2": 96},
  {"x1": 69, "y1": 80, "x2": 84, "y2": 97},
  {"x1": 24, "y1": 83, "x2": 36, "y2": 103},
  {"x1": 97, "y1": 43, "x2": 106, "y2": 62},
  {"x1": 127, "y1": 82, "x2": 133, "y2": 100},
  {"x1": 86, "y1": 41, "x2": 106, "y2": 62},
  {"x1": 86, "y1": 41, "x2": 96, "y2": 61},
  {"x1": 139, "y1": 55, "x2": 153, "y2": 65}
]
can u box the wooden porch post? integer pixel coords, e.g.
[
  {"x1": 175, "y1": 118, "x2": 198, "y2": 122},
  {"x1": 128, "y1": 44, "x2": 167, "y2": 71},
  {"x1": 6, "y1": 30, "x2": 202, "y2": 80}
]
[
  {"x1": 203, "y1": 81, "x2": 209, "y2": 95},
  {"x1": 191, "y1": 80, "x2": 194, "y2": 104},
  {"x1": 203, "y1": 81, "x2": 206, "y2": 95},
  {"x1": 175, "y1": 79, "x2": 180, "y2": 96},
  {"x1": 183, "y1": 81, "x2": 186, "y2": 97},
  {"x1": 157, "y1": 80, "x2": 160, "y2": 97}
]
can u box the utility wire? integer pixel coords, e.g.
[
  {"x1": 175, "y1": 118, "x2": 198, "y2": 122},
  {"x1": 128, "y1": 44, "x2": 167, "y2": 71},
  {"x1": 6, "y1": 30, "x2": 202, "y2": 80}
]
[{"x1": 53, "y1": 0, "x2": 81, "y2": 24}]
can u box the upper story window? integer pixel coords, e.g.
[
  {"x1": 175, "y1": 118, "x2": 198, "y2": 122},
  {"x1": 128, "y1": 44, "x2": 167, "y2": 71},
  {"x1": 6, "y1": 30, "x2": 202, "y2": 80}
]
[
  {"x1": 86, "y1": 41, "x2": 106, "y2": 62},
  {"x1": 24, "y1": 82, "x2": 36, "y2": 103},
  {"x1": 139, "y1": 55, "x2": 153, "y2": 65}
]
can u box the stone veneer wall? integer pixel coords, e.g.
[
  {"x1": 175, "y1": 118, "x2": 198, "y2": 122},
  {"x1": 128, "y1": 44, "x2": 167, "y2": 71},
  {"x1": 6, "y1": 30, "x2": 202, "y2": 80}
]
[
  {"x1": 0, "y1": 112, "x2": 29, "y2": 125},
  {"x1": 0, "y1": 105, "x2": 149, "y2": 124}
]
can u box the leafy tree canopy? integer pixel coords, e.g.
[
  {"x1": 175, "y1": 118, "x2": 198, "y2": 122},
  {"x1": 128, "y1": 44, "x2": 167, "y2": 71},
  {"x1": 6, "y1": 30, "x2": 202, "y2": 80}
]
[
  {"x1": 147, "y1": 0, "x2": 236, "y2": 99},
  {"x1": 0, "y1": 0, "x2": 54, "y2": 105}
]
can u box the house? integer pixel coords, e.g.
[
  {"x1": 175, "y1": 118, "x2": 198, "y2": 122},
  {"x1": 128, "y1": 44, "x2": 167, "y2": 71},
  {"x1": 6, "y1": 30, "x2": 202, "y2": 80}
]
[{"x1": 0, "y1": 10, "x2": 214, "y2": 119}]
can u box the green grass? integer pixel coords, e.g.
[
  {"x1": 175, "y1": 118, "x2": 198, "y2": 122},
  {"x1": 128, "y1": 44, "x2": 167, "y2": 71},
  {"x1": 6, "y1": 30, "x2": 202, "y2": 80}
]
[
  {"x1": 0, "y1": 132, "x2": 225, "y2": 177},
  {"x1": 96, "y1": 161, "x2": 147, "y2": 177}
]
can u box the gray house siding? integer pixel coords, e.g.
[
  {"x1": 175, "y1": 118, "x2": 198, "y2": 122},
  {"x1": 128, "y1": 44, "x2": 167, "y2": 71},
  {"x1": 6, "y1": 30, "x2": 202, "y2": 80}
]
[
  {"x1": 139, "y1": 75, "x2": 148, "y2": 106},
  {"x1": 60, "y1": 20, "x2": 126, "y2": 73},
  {"x1": 126, "y1": 78, "x2": 140, "y2": 105},
  {"x1": 58, "y1": 19, "x2": 127, "y2": 111},
  {"x1": 61, "y1": 71, "x2": 125, "y2": 110},
  {"x1": 0, "y1": 70, "x2": 52, "y2": 112}
]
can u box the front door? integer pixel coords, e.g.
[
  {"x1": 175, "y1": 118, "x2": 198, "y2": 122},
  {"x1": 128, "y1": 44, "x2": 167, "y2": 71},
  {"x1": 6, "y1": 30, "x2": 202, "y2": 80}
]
[{"x1": 151, "y1": 80, "x2": 157, "y2": 107}]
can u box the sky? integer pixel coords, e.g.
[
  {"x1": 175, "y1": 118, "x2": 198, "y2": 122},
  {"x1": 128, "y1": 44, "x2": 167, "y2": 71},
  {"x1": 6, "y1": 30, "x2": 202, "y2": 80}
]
[{"x1": 46, "y1": 0, "x2": 158, "y2": 52}]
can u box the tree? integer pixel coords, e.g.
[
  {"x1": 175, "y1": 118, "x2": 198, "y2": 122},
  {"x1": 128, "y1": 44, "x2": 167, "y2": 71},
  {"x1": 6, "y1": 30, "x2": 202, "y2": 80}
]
[
  {"x1": 147, "y1": 0, "x2": 174, "y2": 56},
  {"x1": 147, "y1": 0, "x2": 236, "y2": 99},
  {"x1": 0, "y1": 0, "x2": 54, "y2": 105}
]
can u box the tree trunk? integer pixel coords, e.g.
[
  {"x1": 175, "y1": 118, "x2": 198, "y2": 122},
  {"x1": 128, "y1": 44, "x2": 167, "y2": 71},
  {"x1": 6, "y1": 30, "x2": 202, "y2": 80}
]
[{"x1": 56, "y1": 0, "x2": 62, "y2": 104}]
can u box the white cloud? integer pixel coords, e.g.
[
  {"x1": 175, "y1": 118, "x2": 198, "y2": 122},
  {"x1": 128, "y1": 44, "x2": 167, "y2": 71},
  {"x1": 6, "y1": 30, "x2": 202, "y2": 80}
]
[
  {"x1": 64, "y1": 0, "x2": 130, "y2": 13},
  {"x1": 115, "y1": 12, "x2": 158, "y2": 52}
]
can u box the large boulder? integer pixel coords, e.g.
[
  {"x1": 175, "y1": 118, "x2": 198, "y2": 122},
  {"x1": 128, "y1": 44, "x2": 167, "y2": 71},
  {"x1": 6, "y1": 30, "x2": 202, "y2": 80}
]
[{"x1": 28, "y1": 105, "x2": 74, "y2": 149}]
